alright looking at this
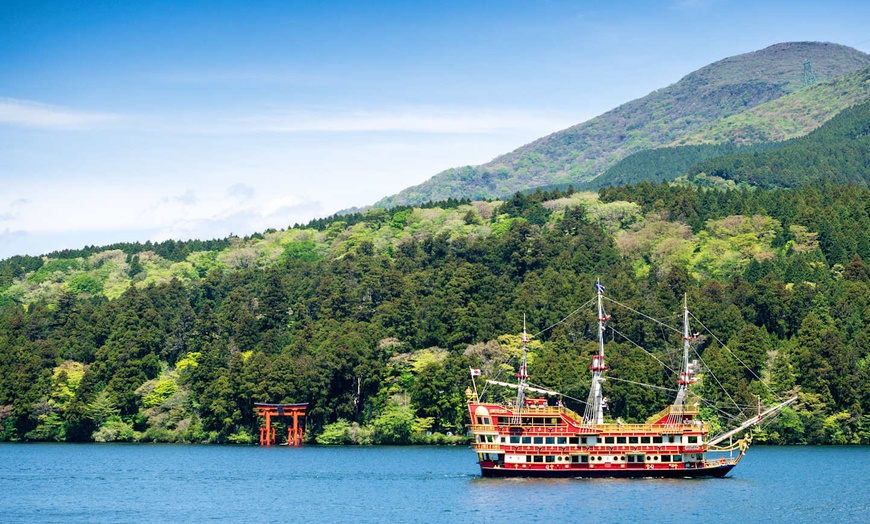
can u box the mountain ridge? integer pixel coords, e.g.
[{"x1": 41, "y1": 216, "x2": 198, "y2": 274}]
[{"x1": 375, "y1": 42, "x2": 870, "y2": 208}]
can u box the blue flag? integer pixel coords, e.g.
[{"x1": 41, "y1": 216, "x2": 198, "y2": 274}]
[{"x1": 595, "y1": 281, "x2": 605, "y2": 293}]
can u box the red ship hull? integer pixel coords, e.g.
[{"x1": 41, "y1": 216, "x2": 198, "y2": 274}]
[{"x1": 479, "y1": 463, "x2": 735, "y2": 478}]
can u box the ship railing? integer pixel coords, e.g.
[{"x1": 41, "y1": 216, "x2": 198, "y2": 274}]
[
  {"x1": 703, "y1": 456, "x2": 738, "y2": 468},
  {"x1": 487, "y1": 404, "x2": 586, "y2": 423},
  {"x1": 644, "y1": 404, "x2": 701, "y2": 424},
  {"x1": 561, "y1": 406, "x2": 583, "y2": 422},
  {"x1": 470, "y1": 443, "x2": 502, "y2": 451},
  {"x1": 497, "y1": 404, "x2": 580, "y2": 417},
  {"x1": 471, "y1": 421, "x2": 702, "y2": 433},
  {"x1": 584, "y1": 422, "x2": 702, "y2": 433}
]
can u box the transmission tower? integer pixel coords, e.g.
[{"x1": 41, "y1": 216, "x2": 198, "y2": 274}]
[{"x1": 803, "y1": 59, "x2": 817, "y2": 87}]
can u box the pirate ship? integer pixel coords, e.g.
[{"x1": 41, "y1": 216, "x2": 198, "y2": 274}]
[{"x1": 467, "y1": 281, "x2": 796, "y2": 478}]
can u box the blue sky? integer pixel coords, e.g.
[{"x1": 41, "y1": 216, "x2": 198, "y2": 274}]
[{"x1": 2, "y1": 0, "x2": 869, "y2": 260}]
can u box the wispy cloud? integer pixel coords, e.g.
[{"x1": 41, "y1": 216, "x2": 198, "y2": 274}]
[
  {"x1": 0, "y1": 228, "x2": 28, "y2": 260},
  {"x1": 148, "y1": 193, "x2": 324, "y2": 243},
  {"x1": 227, "y1": 184, "x2": 256, "y2": 201},
  {"x1": 152, "y1": 69, "x2": 330, "y2": 87},
  {"x1": 0, "y1": 199, "x2": 30, "y2": 223},
  {"x1": 670, "y1": 0, "x2": 721, "y2": 11},
  {"x1": 220, "y1": 107, "x2": 575, "y2": 135},
  {"x1": 0, "y1": 97, "x2": 576, "y2": 137},
  {"x1": 0, "y1": 97, "x2": 121, "y2": 130}
]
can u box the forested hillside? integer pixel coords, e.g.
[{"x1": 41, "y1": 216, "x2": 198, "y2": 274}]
[
  {"x1": 376, "y1": 42, "x2": 870, "y2": 207},
  {"x1": 577, "y1": 96, "x2": 870, "y2": 192},
  {"x1": 685, "y1": 101, "x2": 870, "y2": 188},
  {"x1": 2, "y1": 184, "x2": 870, "y2": 445},
  {"x1": 580, "y1": 143, "x2": 765, "y2": 190}
]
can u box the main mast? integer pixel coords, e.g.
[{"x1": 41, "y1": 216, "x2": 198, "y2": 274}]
[
  {"x1": 584, "y1": 280, "x2": 608, "y2": 425},
  {"x1": 669, "y1": 294, "x2": 696, "y2": 425},
  {"x1": 512, "y1": 315, "x2": 531, "y2": 424}
]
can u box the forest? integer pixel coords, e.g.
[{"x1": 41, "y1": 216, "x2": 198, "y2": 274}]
[
  {"x1": 686, "y1": 101, "x2": 870, "y2": 188},
  {"x1": 2, "y1": 180, "x2": 870, "y2": 446}
]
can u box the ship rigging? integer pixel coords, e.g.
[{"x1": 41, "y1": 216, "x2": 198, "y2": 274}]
[{"x1": 467, "y1": 280, "x2": 797, "y2": 478}]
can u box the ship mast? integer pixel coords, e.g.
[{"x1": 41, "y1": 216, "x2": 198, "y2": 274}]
[
  {"x1": 669, "y1": 293, "x2": 695, "y2": 425},
  {"x1": 512, "y1": 315, "x2": 530, "y2": 425},
  {"x1": 584, "y1": 280, "x2": 608, "y2": 425}
]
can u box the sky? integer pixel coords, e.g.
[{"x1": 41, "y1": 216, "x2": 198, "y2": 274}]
[{"x1": 2, "y1": 0, "x2": 869, "y2": 260}]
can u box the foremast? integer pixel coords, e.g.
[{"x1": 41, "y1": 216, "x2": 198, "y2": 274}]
[{"x1": 584, "y1": 280, "x2": 609, "y2": 425}]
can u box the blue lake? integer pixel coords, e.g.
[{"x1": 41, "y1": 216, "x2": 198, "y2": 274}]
[{"x1": 1, "y1": 444, "x2": 868, "y2": 523}]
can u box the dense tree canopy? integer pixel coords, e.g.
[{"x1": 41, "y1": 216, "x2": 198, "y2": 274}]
[{"x1": 2, "y1": 184, "x2": 870, "y2": 445}]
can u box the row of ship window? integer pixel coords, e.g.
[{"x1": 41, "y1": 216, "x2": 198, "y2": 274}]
[
  {"x1": 475, "y1": 417, "x2": 563, "y2": 426},
  {"x1": 572, "y1": 454, "x2": 687, "y2": 463},
  {"x1": 602, "y1": 435, "x2": 699, "y2": 444},
  {"x1": 477, "y1": 434, "x2": 700, "y2": 445},
  {"x1": 478, "y1": 454, "x2": 688, "y2": 463}
]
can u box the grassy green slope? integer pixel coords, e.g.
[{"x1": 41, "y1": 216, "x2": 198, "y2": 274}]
[
  {"x1": 376, "y1": 42, "x2": 870, "y2": 208},
  {"x1": 674, "y1": 63, "x2": 870, "y2": 146}
]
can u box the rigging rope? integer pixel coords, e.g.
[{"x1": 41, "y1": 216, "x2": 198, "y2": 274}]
[
  {"x1": 531, "y1": 297, "x2": 597, "y2": 339},
  {"x1": 697, "y1": 398, "x2": 745, "y2": 424},
  {"x1": 478, "y1": 291, "x2": 781, "y2": 436},
  {"x1": 527, "y1": 382, "x2": 589, "y2": 407},
  {"x1": 689, "y1": 311, "x2": 784, "y2": 402},
  {"x1": 689, "y1": 345, "x2": 743, "y2": 415},
  {"x1": 606, "y1": 376, "x2": 679, "y2": 393},
  {"x1": 604, "y1": 296, "x2": 683, "y2": 335},
  {"x1": 608, "y1": 326, "x2": 677, "y2": 375}
]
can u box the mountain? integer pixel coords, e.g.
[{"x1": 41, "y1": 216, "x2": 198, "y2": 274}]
[
  {"x1": 585, "y1": 66, "x2": 870, "y2": 191},
  {"x1": 375, "y1": 42, "x2": 870, "y2": 207}
]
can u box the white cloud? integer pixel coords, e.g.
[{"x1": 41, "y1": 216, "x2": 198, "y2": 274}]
[
  {"x1": 227, "y1": 183, "x2": 256, "y2": 201},
  {"x1": 0, "y1": 96, "x2": 578, "y2": 138},
  {"x1": 0, "y1": 228, "x2": 27, "y2": 258},
  {"x1": 151, "y1": 69, "x2": 330, "y2": 87},
  {"x1": 148, "y1": 194, "x2": 325, "y2": 243},
  {"x1": 0, "y1": 199, "x2": 30, "y2": 222},
  {"x1": 0, "y1": 99, "x2": 582, "y2": 259},
  {"x1": 670, "y1": 0, "x2": 721, "y2": 11},
  {"x1": 222, "y1": 107, "x2": 574, "y2": 135},
  {"x1": 0, "y1": 98, "x2": 121, "y2": 130},
  {"x1": 0, "y1": 180, "x2": 328, "y2": 259}
]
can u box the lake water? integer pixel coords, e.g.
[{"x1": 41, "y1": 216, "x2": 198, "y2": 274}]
[{"x1": 1, "y1": 444, "x2": 868, "y2": 523}]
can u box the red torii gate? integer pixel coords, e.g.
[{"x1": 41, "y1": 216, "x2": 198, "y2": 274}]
[{"x1": 254, "y1": 403, "x2": 308, "y2": 446}]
